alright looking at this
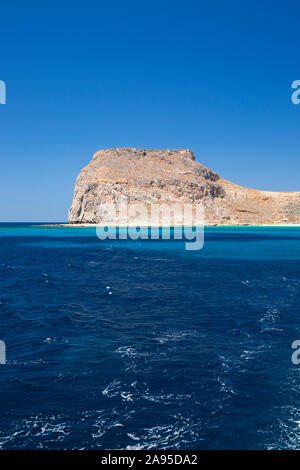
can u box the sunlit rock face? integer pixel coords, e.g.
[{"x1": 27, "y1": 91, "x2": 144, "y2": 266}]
[{"x1": 68, "y1": 148, "x2": 300, "y2": 225}]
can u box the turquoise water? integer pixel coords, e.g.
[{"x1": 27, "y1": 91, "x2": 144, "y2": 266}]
[{"x1": 0, "y1": 224, "x2": 300, "y2": 449}]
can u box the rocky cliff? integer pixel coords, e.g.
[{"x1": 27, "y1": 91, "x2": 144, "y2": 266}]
[{"x1": 68, "y1": 148, "x2": 300, "y2": 225}]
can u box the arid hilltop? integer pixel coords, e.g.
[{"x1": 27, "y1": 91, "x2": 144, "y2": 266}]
[{"x1": 68, "y1": 148, "x2": 300, "y2": 225}]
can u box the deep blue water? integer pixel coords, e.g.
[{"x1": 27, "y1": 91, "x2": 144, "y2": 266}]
[{"x1": 0, "y1": 224, "x2": 300, "y2": 450}]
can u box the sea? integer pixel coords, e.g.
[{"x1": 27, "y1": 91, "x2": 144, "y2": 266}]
[{"x1": 0, "y1": 223, "x2": 300, "y2": 450}]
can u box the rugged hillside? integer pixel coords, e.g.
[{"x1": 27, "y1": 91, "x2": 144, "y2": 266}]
[{"x1": 68, "y1": 148, "x2": 300, "y2": 225}]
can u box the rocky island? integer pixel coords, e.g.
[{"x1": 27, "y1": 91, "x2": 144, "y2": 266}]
[{"x1": 68, "y1": 148, "x2": 300, "y2": 226}]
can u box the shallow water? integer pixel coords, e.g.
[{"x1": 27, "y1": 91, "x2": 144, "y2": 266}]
[{"x1": 0, "y1": 224, "x2": 300, "y2": 449}]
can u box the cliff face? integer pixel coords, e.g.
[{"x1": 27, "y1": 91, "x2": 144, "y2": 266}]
[{"x1": 68, "y1": 148, "x2": 300, "y2": 225}]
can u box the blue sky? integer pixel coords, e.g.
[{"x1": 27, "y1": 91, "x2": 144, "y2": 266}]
[{"x1": 0, "y1": 0, "x2": 299, "y2": 221}]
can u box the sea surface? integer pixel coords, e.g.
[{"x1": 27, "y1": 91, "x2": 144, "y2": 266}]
[{"x1": 0, "y1": 223, "x2": 300, "y2": 450}]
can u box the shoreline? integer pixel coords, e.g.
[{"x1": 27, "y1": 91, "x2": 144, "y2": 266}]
[{"x1": 38, "y1": 223, "x2": 300, "y2": 228}]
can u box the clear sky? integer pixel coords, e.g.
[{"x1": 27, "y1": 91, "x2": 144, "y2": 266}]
[{"x1": 0, "y1": 0, "x2": 300, "y2": 222}]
